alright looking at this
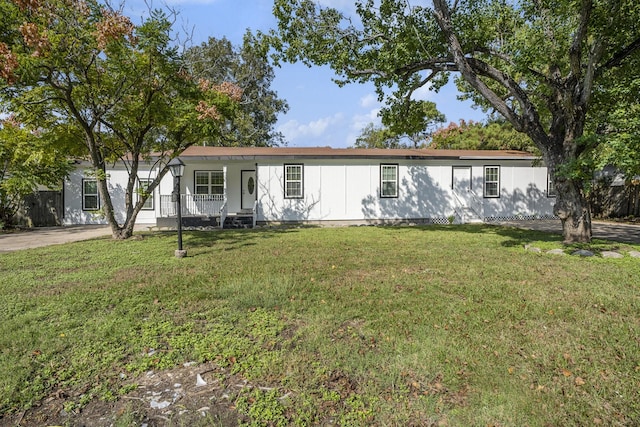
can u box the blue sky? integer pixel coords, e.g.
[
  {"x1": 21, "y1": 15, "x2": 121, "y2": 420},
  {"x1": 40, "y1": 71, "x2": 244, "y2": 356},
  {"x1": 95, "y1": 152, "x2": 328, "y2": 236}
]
[{"x1": 125, "y1": 0, "x2": 487, "y2": 148}]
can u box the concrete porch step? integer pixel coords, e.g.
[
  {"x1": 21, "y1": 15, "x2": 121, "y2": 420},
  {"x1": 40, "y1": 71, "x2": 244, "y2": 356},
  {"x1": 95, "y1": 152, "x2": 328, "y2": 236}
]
[{"x1": 223, "y1": 214, "x2": 254, "y2": 229}]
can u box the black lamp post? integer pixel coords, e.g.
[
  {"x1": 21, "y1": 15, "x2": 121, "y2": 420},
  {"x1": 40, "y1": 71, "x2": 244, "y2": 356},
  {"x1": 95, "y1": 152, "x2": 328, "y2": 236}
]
[{"x1": 167, "y1": 157, "x2": 186, "y2": 258}]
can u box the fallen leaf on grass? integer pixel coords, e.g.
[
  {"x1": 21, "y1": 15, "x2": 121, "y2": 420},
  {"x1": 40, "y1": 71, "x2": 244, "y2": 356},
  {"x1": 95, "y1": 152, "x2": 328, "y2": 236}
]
[
  {"x1": 562, "y1": 369, "x2": 572, "y2": 377},
  {"x1": 563, "y1": 352, "x2": 574, "y2": 364},
  {"x1": 575, "y1": 377, "x2": 586, "y2": 386}
]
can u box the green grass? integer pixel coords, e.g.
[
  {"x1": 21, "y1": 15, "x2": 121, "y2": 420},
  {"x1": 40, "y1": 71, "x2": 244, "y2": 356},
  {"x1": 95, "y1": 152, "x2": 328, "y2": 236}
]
[{"x1": 1, "y1": 225, "x2": 640, "y2": 426}]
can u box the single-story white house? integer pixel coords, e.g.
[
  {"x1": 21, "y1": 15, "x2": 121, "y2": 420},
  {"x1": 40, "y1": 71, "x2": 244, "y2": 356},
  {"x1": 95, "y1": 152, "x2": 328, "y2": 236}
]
[{"x1": 62, "y1": 146, "x2": 557, "y2": 228}]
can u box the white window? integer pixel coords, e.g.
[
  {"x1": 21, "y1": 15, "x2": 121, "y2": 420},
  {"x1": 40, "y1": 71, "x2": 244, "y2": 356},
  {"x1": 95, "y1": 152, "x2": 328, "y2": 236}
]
[
  {"x1": 484, "y1": 166, "x2": 500, "y2": 198},
  {"x1": 137, "y1": 178, "x2": 154, "y2": 210},
  {"x1": 82, "y1": 179, "x2": 99, "y2": 210},
  {"x1": 547, "y1": 171, "x2": 557, "y2": 197},
  {"x1": 195, "y1": 171, "x2": 224, "y2": 195},
  {"x1": 284, "y1": 164, "x2": 303, "y2": 198},
  {"x1": 380, "y1": 164, "x2": 398, "y2": 198}
]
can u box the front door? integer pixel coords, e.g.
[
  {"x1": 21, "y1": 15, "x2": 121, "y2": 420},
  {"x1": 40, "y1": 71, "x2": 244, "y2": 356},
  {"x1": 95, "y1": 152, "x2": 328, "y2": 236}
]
[
  {"x1": 452, "y1": 166, "x2": 472, "y2": 206},
  {"x1": 241, "y1": 170, "x2": 256, "y2": 210},
  {"x1": 453, "y1": 166, "x2": 471, "y2": 193}
]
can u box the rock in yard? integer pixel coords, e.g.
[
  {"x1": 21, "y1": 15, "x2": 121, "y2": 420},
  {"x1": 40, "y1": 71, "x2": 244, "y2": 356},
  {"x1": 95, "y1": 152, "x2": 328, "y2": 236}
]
[
  {"x1": 601, "y1": 251, "x2": 624, "y2": 259},
  {"x1": 196, "y1": 373, "x2": 207, "y2": 387},
  {"x1": 572, "y1": 249, "x2": 594, "y2": 257},
  {"x1": 629, "y1": 251, "x2": 640, "y2": 258},
  {"x1": 546, "y1": 249, "x2": 566, "y2": 255},
  {"x1": 150, "y1": 399, "x2": 171, "y2": 410}
]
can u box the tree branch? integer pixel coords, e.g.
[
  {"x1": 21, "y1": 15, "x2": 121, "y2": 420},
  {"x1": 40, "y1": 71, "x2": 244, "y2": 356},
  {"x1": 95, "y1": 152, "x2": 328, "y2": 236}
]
[
  {"x1": 347, "y1": 68, "x2": 389, "y2": 78},
  {"x1": 431, "y1": 0, "x2": 519, "y2": 126},
  {"x1": 394, "y1": 58, "x2": 458, "y2": 78},
  {"x1": 580, "y1": 39, "x2": 604, "y2": 105},
  {"x1": 431, "y1": 0, "x2": 550, "y2": 146},
  {"x1": 408, "y1": 70, "x2": 438, "y2": 97},
  {"x1": 569, "y1": 0, "x2": 592, "y2": 79},
  {"x1": 598, "y1": 35, "x2": 640, "y2": 73}
]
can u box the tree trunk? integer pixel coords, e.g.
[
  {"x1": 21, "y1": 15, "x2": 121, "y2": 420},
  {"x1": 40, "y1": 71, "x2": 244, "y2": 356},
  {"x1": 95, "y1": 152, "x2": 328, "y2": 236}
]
[
  {"x1": 98, "y1": 181, "x2": 135, "y2": 240},
  {"x1": 553, "y1": 177, "x2": 592, "y2": 244},
  {"x1": 112, "y1": 221, "x2": 135, "y2": 240}
]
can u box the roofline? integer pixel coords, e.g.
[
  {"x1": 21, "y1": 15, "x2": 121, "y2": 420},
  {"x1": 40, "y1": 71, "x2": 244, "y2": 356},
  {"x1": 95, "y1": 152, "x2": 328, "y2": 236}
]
[
  {"x1": 459, "y1": 155, "x2": 539, "y2": 160},
  {"x1": 174, "y1": 146, "x2": 539, "y2": 161},
  {"x1": 185, "y1": 155, "x2": 540, "y2": 161}
]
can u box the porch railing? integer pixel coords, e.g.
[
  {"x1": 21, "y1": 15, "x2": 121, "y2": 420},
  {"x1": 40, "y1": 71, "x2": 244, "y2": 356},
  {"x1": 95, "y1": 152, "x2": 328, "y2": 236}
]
[
  {"x1": 160, "y1": 194, "x2": 226, "y2": 218},
  {"x1": 219, "y1": 199, "x2": 228, "y2": 229}
]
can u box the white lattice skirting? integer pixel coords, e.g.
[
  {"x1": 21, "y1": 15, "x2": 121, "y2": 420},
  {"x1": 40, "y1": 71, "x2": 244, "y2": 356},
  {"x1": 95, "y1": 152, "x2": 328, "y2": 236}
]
[
  {"x1": 426, "y1": 215, "x2": 558, "y2": 224},
  {"x1": 483, "y1": 215, "x2": 559, "y2": 222},
  {"x1": 429, "y1": 217, "x2": 453, "y2": 225}
]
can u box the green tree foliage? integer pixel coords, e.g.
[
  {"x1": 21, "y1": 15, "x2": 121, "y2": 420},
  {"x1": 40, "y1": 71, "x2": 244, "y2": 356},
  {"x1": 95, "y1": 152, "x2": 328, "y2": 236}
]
[
  {"x1": 0, "y1": 117, "x2": 75, "y2": 227},
  {"x1": 381, "y1": 99, "x2": 445, "y2": 147},
  {"x1": 270, "y1": 0, "x2": 640, "y2": 243},
  {"x1": 589, "y1": 56, "x2": 640, "y2": 181},
  {"x1": 431, "y1": 119, "x2": 538, "y2": 153},
  {"x1": 354, "y1": 99, "x2": 445, "y2": 148},
  {"x1": 185, "y1": 35, "x2": 289, "y2": 147},
  {"x1": 353, "y1": 122, "x2": 403, "y2": 149},
  {"x1": 0, "y1": 0, "x2": 240, "y2": 238}
]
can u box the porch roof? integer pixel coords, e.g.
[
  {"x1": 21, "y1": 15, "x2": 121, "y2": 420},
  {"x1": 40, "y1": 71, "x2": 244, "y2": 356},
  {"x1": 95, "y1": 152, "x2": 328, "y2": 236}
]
[{"x1": 177, "y1": 146, "x2": 538, "y2": 161}]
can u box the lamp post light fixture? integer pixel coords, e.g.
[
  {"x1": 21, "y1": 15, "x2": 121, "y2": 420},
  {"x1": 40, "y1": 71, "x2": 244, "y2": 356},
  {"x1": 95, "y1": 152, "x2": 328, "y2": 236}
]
[{"x1": 167, "y1": 157, "x2": 186, "y2": 258}]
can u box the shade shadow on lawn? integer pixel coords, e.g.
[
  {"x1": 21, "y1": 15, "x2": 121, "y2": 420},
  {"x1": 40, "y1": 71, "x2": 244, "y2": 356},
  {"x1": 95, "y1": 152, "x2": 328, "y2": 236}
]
[
  {"x1": 173, "y1": 222, "x2": 624, "y2": 255},
  {"x1": 152, "y1": 226, "x2": 301, "y2": 255},
  {"x1": 409, "y1": 223, "x2": 563, "y2": 247}
]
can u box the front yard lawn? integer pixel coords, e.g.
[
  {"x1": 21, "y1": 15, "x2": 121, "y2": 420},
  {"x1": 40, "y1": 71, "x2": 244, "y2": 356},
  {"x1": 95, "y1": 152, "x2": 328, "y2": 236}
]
[{"x1": 1, "y1": 225, "x2": 639, "y2": 426}]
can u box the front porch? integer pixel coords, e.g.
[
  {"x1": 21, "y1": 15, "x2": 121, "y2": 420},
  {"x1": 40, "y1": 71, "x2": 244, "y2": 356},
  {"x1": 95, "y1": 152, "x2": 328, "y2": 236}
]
[{"x1": 158, "y1": 194, "x2": 256, "y2": 229}]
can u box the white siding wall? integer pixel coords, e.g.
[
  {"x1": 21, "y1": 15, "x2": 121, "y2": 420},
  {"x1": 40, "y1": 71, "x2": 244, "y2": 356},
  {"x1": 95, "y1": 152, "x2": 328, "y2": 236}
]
[
  {"x1": 63, "y1": 164, "x2": 157, "y2": 225},
  {"x1": 63, "y1": 157, "x2": 555, "y2": 225},
  {"x1": 257, "y1": 160, "x2": 459, "y2": 222},
  {"x1": 478, "y1": 162, "x2": 555, "y2": 219},
  {"x1": 257, "y1": 159, "x2": 555, "y2": 223}
]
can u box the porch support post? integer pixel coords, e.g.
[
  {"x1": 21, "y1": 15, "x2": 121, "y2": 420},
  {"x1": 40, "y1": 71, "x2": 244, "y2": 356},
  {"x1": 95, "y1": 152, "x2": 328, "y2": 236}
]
[
  {"x1": 221, "y1": 165, "x2": 228, "y2": 229},
  {"x1": 254, "y1": 162, "x2": 259, "y2": 227},
  {"x1": 222, "y1": 165, "x2": 227, "y2": 201}
]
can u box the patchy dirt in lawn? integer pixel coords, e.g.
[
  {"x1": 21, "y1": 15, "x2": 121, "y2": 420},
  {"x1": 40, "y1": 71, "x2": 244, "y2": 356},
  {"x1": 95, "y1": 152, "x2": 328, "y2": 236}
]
[{"x1": 1, "y1": 362, "x2": 261, "y2": 426}]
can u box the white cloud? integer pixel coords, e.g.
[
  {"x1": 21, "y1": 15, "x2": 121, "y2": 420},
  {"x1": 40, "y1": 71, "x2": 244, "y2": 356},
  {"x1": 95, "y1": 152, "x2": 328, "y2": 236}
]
[
  {"x1": 277, "y1": 114, "x2": 344, "y2": 143},
  {"x1": 350, "y1": 108, "x2": 381, "y2": 132},
  {"x1": 359, "y1": 93, "x2": 379, "y2": 109},
  {"x1": 342, "y1": 108, "x2": 382, "y2": 147},
  {"x1": 411, "y1": 84, "x2": 437, "y2": 101}
]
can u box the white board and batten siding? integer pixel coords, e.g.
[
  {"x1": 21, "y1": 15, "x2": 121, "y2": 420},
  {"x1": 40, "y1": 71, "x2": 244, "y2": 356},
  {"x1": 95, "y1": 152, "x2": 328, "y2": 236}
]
[
  {"x1": 257, "y1": 158, "x2": 555, "y2": 224},
  {"x1": 62, "y1": 162, "x2": 158, "y2": 226},
  {"x1": 61, "y1": 147, "x2": 556, "y2": 226}
]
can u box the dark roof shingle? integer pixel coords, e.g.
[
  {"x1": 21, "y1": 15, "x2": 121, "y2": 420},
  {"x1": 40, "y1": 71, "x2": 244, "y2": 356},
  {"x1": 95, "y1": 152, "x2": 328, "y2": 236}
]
[{"x1": 179, "y1": 146, "x2": 537, "y2": 160}]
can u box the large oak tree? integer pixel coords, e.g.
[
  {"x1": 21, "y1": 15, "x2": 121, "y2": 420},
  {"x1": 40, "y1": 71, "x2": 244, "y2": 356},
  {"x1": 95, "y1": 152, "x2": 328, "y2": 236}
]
[
  {"x1": 0, "y1": 0, "x2": 240, "y2": 239},
  {"x1": 185, "y1": 35, "x2": 289, "y2": 147},
  {"x1": 270, "y1": 0, "x2": 640, "y2": 243}
]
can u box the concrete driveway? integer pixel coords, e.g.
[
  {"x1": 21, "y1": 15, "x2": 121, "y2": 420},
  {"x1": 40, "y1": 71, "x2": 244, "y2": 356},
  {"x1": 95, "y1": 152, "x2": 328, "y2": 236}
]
[
  {"x1": 0, "y1": 224, "x2": 153, "y2": 252},
  {"x1": 493, "y1": 219, "x2": 640, "y2": 244}
]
